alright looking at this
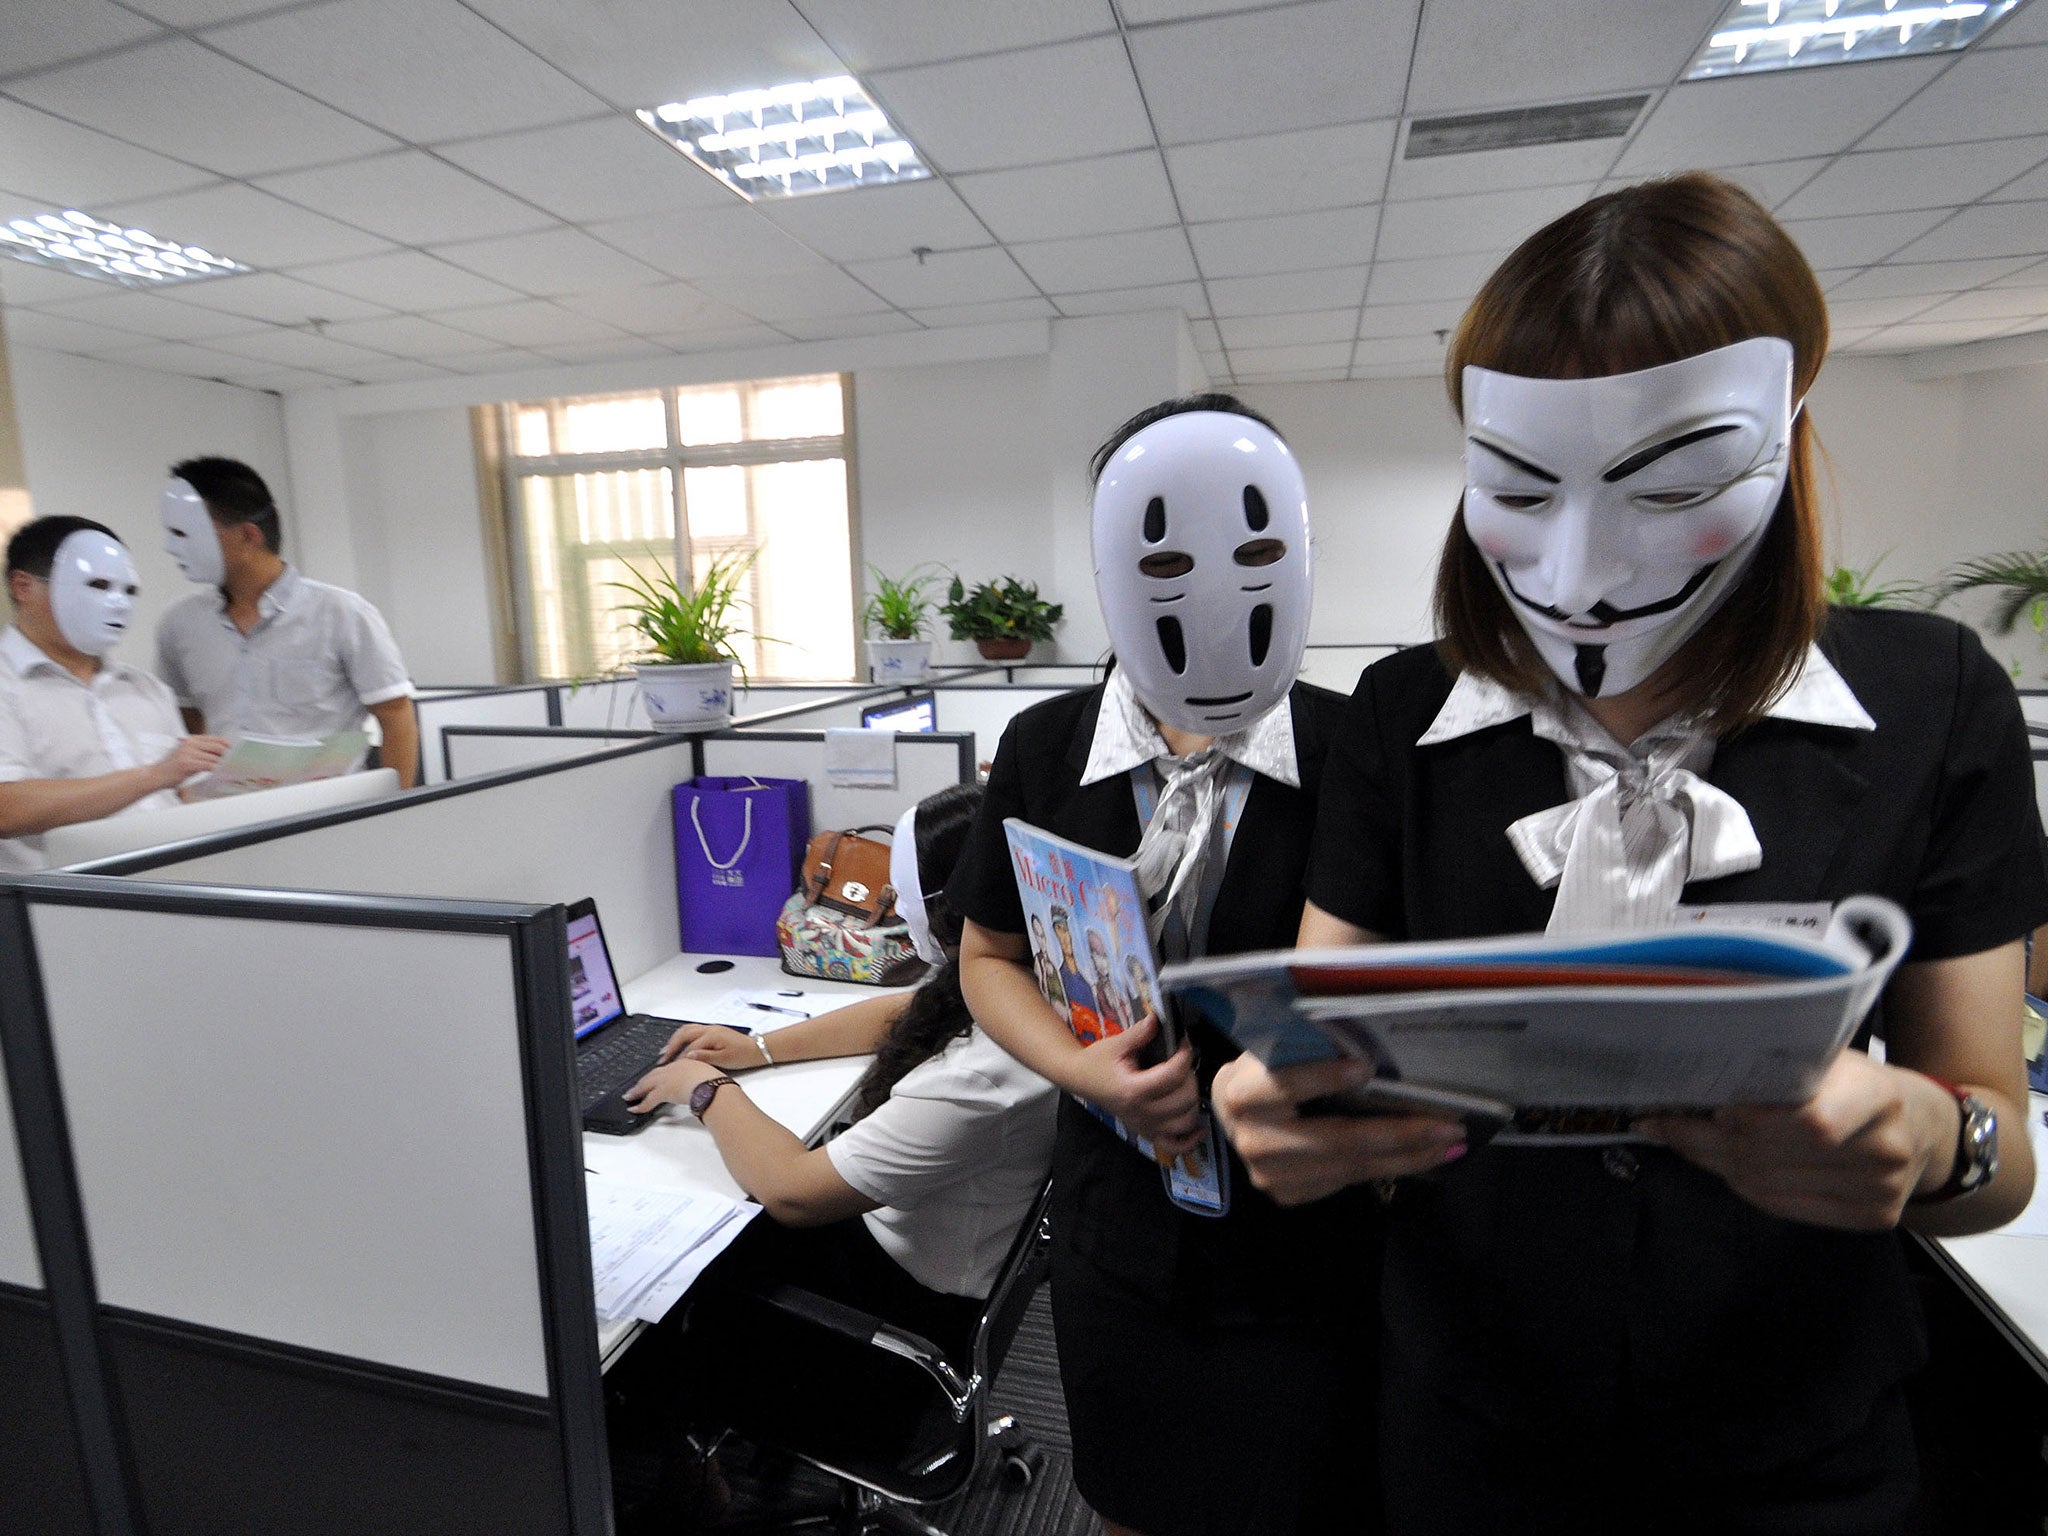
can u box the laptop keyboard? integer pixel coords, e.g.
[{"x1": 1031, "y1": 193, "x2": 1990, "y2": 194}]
[{"x1": 576, "y1": 1017, "x2": 679, "y2": 1113}]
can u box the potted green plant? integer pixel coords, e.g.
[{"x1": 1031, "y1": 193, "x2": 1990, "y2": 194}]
[
  {"x1": 607, "y1": 550, "x2": 755, "y2": 731},
  {"x1": 1941, "y1": 548, "x2": 2048, "y2": 638},
  {"x1": 941, "y1": 574, "x2": 1064, "y2": 662},
  {"x1": 1823, "y1": 557, "x2": 1925, "y2": 608},
  {"x1": 862, "y1": 563, "x2": 942, "y2": 683}
]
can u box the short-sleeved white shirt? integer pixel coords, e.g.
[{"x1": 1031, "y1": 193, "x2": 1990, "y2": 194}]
[
  {"x1": 0, "y1": 626, "x2": 184, "y2": 872},
  {"x1": 824, "y1": 1024, "x2": 1057, "y2": 1299},
  {"x1": 155, "y1": 565, "x2": 413, "y2": 739}
]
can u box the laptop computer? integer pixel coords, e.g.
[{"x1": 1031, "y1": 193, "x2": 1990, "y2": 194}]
[{"x1": 567, "y1": 897, "x2": 702, "y2": 1135}]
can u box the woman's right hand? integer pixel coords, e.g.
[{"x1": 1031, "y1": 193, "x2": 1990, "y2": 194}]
[
  {"x1": 661, "y1": 1023, "x2": 767, "y2": 1070},
  {"x1": 1069, "y1": 1014, "x2": 1203, "y2": 1158},
  {"x1": 1212, "y1": 1054, "x2": 1467, "y2": 1204}
]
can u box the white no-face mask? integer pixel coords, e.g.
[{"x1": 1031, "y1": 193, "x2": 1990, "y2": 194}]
[
  {"x1": 1460, "y1": 336, "x2": 1796, "y2": 700},
  {"x1": 1092, "y1": 410, "x2": 1313, "y2": 736},
  {"x1": 160, "y1": 477, "x2": 225, "y2": 587},
  {"x1": 49, "y1": 529, "x2": 140, "y2": 657}
]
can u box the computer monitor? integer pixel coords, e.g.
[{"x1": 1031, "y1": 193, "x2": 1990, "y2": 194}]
[{"x1": 860, "y1": 692, "x2": 937, "y2": 733}]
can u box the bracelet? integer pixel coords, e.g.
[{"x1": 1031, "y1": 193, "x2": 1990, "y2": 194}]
[{"x1": 756, "y1": 1032, "x2": 775, "y2": 1066}]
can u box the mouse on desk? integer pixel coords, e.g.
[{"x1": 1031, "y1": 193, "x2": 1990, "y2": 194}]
[{"x1": 695, "y1": 960, "x2": 735, "y2": 974}]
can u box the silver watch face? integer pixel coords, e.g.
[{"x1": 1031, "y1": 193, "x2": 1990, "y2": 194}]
[{"x1": 1958, "y1": 1094, "x2": 1999, "y2": 1192}]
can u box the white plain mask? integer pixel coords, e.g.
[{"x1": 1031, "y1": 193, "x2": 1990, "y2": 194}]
[
  {"x1": 1461, "y1": 336, "x2": 1795, "y2": 699},
  {"x1": 888, "y1": 804, "x2": 944, "y2": 966},
  {"x1": 1092, "y1": 410, "x2": 1313, "y2": 736},
  {"x1": 160, "y1": 477, "x2": 225, "y2": 587},
  {"x1": 49, "y1": 530, "x2": 139, "y2": 657}
]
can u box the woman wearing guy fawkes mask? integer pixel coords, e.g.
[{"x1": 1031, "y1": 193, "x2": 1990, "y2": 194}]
[
  {"x1": 951, "y1": 396, "x2": 1384, "y2": 1536},
  {"x1": 1214, "y1": 175, "x2": 2048, "y2": 1533}
]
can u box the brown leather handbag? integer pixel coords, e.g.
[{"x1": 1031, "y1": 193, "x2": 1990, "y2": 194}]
[
  {"x1": 779, "y1": 825, "x2": 925, "y2": 986},
  {"x1": 799, "y1": 826, "x2": 899, "y2": 920}
]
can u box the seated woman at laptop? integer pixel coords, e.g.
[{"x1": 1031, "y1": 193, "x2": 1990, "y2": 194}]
[{"x1": 623, "y1": 782, "x2": 1056, "y2": 1358}]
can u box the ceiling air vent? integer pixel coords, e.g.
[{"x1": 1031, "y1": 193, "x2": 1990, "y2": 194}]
[{"x1": 1404, "y1": 95, "x2": 1649, "y2": 159}]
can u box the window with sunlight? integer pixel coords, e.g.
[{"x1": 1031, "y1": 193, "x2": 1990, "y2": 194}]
[{"x1": 497, "y1": 375, "x2": 856, "y2": 682}]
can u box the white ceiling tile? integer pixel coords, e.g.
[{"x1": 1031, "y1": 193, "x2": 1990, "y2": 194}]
[
  {"x1": 321, "y1": 357, "x2": 457, "y2": 384},
  {"x1": 1826, "y1": 256, "x2": 2040, "y2": 299},
  {"x1": 1406, "y1": 0, "x2": 1719, "y2": 115},
  {"x1": 955, "y1": 151, "x2": 1177, "y2": 243},
  {"x1": 460, "y1": 0, "x2": 844, "y2": 109},
  {"x1": 1119, "y1": 1, "x2": 1301, "y2": 22},
  {"x1": 433, "y1": 226, "x2": 667, "y2": 296},
  {"x1": 1363, "y1": 249, "x2": 1502, "y2": 305},
  {"x1": 254, "y1": 151, "x2": 556, "y2": 246},
  {"x1": 555, "y1": 282, "x2": 752, "y2": 334},
  {"x1": 1780, "y1": 208, "x2": 1951, "y2": 268},
  {"x1": 0, "y1": 307, "x2": 153, "y2": 355},
  {"x1": 1011, "y1": 227, "x2": 1196, "y2": 292},
  {"x1": 1872, "y1": 317, "x2": 2024, "y2": 348},
  {"x1": 438, "y1": 346, "x2": 552, "y2": 374},
  {"x1": 867, "y1": 37, "x2": 1153, "y2": 174},
  {"x1": 1168, "y1": 121, "x2": 1395, "y2": 222},
  {"x1": 1910, "y1": 286, "x2": 2048, "y2": 323},
  {"x1": 0, "y1": 98, "x2": 215, "y2": 207},
  {"x1": 1888, "y1": 200, "x2": 2048, "y2": 262},
  {"x1": 688, "y1": 264, "x2": 893, "y2": 321},
  {"x1": 1388, "y1": 135, "x2": 1621, "y2": 202},
  {"x1": 1827, "y1": 325, "x2": 1885, "y2": 350},
  {"x1": 1859, "y1": 44, "x2": 2048, "y2": 149},
  {"x1": 1984, "y1": 255, "x2": 2048, "y2": 285},
  {"x1": 1351, "y1": 359, "x2": 1441, "y2": 379},
  {"x1": 1191, "y1": 204, "x2": 1376, "y2": 280},
  {"x1": 1357, "y1": 298, "x2": 1466, "y2": 338},
  {"x1": 843, "y1": 247, "x2": 1033, "y2": 308},
  {"x1": 1826, "y1": 294, "x2": 1949, "y2": 329},
  {"x1": 1238, "y1": 364, "x2": 1349, "y2": 382},
  {"x1": 316, "y1": 314, "x2": 502, "y2": 357},
  {"x1": 0, "y1": 258, "x2": 124, "y2": 306},
  {"x1": 1777, "y1": 139, "x2": 2048, "y2": 220},
  {"x1": 289, "y1": 250, "x2": 524, "y2": 311},
  {"x1": 1133, "y1": 1, "x2": 1417, "y2": 146},
  {"x1": 0, "y1": 2, "x2": 163, "y2": 80},
  {"x1": 121, "y1": 0, "x2": 327, "y2": 27},
  {"x1": 533, "y1": 335, "x2": 688, "y2": 364},
  {"x1": 208, "y1": 0, "x2": 607, "y2": 143},
  {"x1": 37, "y1": 290, "x2": 263, "y2": 341},
  {"x1": 1206, "y1": 265, "x2": 1369, "y2": 315},
  {"x1": 906, "y1": 296, "x2": 1060, "y2": 327},
  {"x1": 1187, "y1": 317, "x2": 1221, "y2": 350},
  {"x1": 101, "y1": 182, "x2": 394, "y2": 268},
  {"x1": 8, "y1": 38, "x2": 395, "y2": 179},
  {"x1": 1983, "y1": 3, "x2": 2048, "y2": 46},
  {"x1": 1218, "y1": 308, "x2": 1358, "y2": 350},
  {"x1": 1615, "y1": 58, "x2": 1948, "y2": 174},
  {"x1": 1054, "y1": 280, "x2": 1209, "y2": 316},
  {"x1": 775, "y1": 311, "x2": 926, "y2": 343},
  {"x1": 436, "y1": 299, "x2": 629, "y2": 347},
  {"x1": 1603, "y1": 157, "x2": 1833, "y2": 211},
  {"x1": 205, "y1": 327, "x2": 396, "y2": 370},
  {"x1": 213, "y1": 366, "x2": 350, "y2": 392},
  {"x1": 660, "y1": 322, "x2": 790, "y2": 353},
  {"x1": 587, "y1": 204, "x2": 827, "y2": 281},
  {"x1": 174, "y1": 270, "x2": 394, "y2": 325},
  {"x1": 1987, "y1": 154, "x2": 2048, "y2": 202},
  {"x1": 1374, "y1": 183, "x2": 1594, "y2": 262},
  {"x1": 93, "y1": 338, "x2": 255, "y2": 378},
  {"x1": 799, "y1": 0, "x2": 1116, "y2": 72},
  {"x1": 437, "y1": 117, "x2": 733, "y2": 225},
  {"x1": 1227, "y1": 341, "x2": 1353, "y2": 373},
  {"x1": 757, "y1": 179, "x2": 991, "y2": 264},
  {"x1": 1352, "y1": 333, "x2": 1450, "y2": 368}
]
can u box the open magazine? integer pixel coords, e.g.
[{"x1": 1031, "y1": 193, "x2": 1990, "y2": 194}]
[
  {"x1": 1001, "y1": 817, "x2": 1229, "y2": 1216},
  {"x1": 183, "y1": 730, "x2": 371, "y2": 801},
  {"x1": 1160, "y1": 896, "x2": 1911, "y2": 1145}
]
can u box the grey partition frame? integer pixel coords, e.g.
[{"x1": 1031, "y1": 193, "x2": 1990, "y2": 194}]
[{"x1": 0, "y1": 876, "x2": 608, "y2": 1536}]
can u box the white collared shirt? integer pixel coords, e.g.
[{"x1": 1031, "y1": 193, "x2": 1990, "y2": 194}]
[
  {"x1": 1080, "y1": 666, "x2": 1300, "y2": 789},
  {"x1": 0, "y1": 626, "x2": 184, "y2": 873},
  {"x1": 155, "y1": 565, "x2": 414, "y2": 739}
]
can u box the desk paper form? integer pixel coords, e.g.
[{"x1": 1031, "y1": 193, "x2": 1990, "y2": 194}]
[
  {"x1": 688, "y1": 989, "x2": 858, "y2": 1033},
  {"x1": 586, "y1": 1175, "x2": 758, "y2": 1323}
]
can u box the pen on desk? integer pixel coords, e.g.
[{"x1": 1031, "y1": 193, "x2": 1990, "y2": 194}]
[{"x1": 746, "y1": 1001, "x2": 805, "y2": 1019}]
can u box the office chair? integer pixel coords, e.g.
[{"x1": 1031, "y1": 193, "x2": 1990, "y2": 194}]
[{"x1": 702, "y1": 1180, "x2": 1055, "y2": 1536}]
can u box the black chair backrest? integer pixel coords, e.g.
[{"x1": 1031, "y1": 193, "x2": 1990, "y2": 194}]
[{"x1": 970, "y1": 1179, "x2": 1054, "y2": 1390}]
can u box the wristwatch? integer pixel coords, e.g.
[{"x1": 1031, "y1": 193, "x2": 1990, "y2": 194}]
[
  {"x1": 688, "y1": 1075, "x2": 739, "y2": 1120},
  {"x1": 1914, "y1": 1078, "x2": 1998, "y2": 1204}
]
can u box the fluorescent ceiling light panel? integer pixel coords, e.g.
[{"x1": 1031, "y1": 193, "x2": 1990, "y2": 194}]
[
  {"x1": 0, "y1": 209, "x2": 251, "y2": 289},
  {"x1": 1685, "y1": 0, "x2": 2026, "y2": 79},
  {"x1": 636, "y1": 75, "x2": 930, "y2": 201}
]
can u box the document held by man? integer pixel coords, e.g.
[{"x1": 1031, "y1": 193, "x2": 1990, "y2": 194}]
[
  {"x1": 1162, "y1": 895, "x2": 1911, "y2": 1144},
  {"x1": 183, "y1": 730, "x2": 370, "y2": 800}
]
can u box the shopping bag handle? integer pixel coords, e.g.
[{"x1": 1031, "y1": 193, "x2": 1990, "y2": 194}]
[{"x1": 690, "y1": 795, "x2": 753, "y2": 870}]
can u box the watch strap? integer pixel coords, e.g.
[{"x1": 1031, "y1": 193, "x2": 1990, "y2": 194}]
[
  {"x1": 1912, "y1": 1075, "x2": 1996, "y2": 1204},
  {"x1": 689, "y1": 1074, "x2": 739, "y2": 1120}
]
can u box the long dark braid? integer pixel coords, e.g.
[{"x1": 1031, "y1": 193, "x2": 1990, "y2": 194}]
[{"x1": 846, "y1": 783, "x2": 982, "y2": 1123}]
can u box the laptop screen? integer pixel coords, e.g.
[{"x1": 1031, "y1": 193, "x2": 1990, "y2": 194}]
[
  {"x1": 566, "y1": 903, "x2": 626, "y2": 1039},
  {"x1": 861, "y1": 692, "x2": 936, "y2": 732}
]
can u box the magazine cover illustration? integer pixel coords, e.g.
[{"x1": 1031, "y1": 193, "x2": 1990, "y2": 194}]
[{"x1": 1002, "y1": 816, "x2": 1227, "y2": 1216}]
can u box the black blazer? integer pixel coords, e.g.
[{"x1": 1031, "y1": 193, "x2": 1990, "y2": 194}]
[{"x1": 949, "y1": 681, "x2": 1383, "y2": 1315}]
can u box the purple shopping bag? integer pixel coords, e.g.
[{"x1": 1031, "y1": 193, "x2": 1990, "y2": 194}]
[{"x1": 672, "y1": 776, "x2": 812, "y2": 956}]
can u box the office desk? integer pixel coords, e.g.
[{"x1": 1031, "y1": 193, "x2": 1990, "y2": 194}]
[
  {"x1": 581, "y1": 953, "x2": 889, "y2": 1369},
  {"x1": 1925, "y1": 1092, "x2": 2048, "y2": 1385}
]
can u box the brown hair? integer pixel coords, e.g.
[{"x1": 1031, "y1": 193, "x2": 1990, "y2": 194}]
[{"x1": 1434, "y1": 172, "x2": 1828, "y2": 731}]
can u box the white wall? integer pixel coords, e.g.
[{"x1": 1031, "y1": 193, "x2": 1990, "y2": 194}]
[{"x1": 8, "y1": 344, "x2": 288, "y2": 649}]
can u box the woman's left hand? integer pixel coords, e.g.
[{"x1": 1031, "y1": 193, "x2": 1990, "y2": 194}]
[
  {"x1": 1637, "y1": 1051, "x2": 1957, "y2": 1230},
  {"x1": 625, "y1": 1054, "x2": 726, "y2": 1115}
]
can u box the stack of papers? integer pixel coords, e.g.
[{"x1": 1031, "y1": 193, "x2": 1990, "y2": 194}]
[
  {"x1": 185, "y1": 730, "x2": 370, "y2": 800},
  {"x1": 585, "y1": 1174, "x2": 759, "y2": 1324}
]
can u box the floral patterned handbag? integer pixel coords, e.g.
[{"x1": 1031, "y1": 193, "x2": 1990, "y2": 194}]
[{"x1": 775, "y1": 826, "x2": 928, "y2": 986}]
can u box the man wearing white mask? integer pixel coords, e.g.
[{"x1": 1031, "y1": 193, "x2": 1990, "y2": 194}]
[
  {"x1": 949, "y1": 397, "x2": 1384, "y2": 1536},
  {"x1": 154, "y1": 457, "x2": 420, "y2": 787},
  {"x1": 0, "y1": 516, "x2": 229, "y2": 872}
]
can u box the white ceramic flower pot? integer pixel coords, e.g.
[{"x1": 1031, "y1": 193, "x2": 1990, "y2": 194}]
[
  {"x1": 633, "y1": 661, "x2": 734, "y2": 732},
  {"x1": 867, "y1": 637, "x2": 932, "y2": 684}
]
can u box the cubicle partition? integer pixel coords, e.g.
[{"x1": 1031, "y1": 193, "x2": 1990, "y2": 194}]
[
  {"x1": 415, "y1": 685, "x2": 557, "y2": 785},
  {"x1": 0, "y1": 876, "x2": 609, "y2": 1536}
]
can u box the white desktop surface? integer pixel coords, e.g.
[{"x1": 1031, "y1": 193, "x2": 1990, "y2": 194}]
[
  {"x1": 1928, "y1": 1091, "x2": 2048, "y2": 1383},
  {"x1": 582, "y1": 952, "x2": 894, "y2": 1368}
]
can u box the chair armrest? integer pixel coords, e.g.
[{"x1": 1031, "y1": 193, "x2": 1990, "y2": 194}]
[{"x1": 751, "y1": 1283, "x2": 977, "y2": 1419}]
